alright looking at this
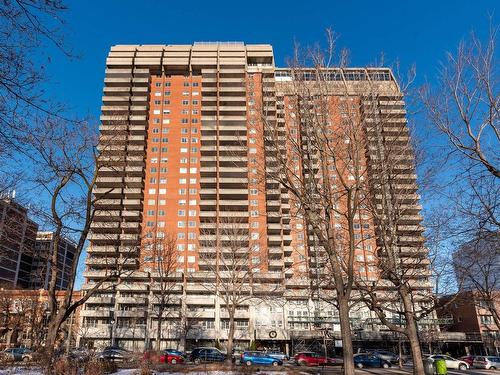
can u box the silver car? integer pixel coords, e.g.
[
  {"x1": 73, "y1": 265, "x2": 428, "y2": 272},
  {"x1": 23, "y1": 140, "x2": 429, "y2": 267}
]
[
  {"x1": 474, "y1": 356, "x2": 500, "y2": 370},
  {"x1": 427, "y1": 355, "x2": 469, "y2": 370}
]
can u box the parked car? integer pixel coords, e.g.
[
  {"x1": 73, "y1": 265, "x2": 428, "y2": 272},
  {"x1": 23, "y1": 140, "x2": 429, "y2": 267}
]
[
  {"x1": 473, "y1": 356, "x2": 500, "y2": 370},
  {"x1": 354, "y1": 354, "x2": 392, "y2": 369},
  {"x1": 2, "y1": 348, "x2": 32, "y2": 362},
  {"x1": 68, "y1": 348, "x2": 92, "y2": 363},
  {"x1": 459, "y1": 355, "x2": 476, "y2": 366},
  {"x1": 370, "y1": 350, "x2": 399, "y2": 363},
  {"x1": 241, "y1": 351, "x2": 282, "y2": 366},
  {"x1": 294, "y1": 352, "x2": 336, "y2": 366},
  {"x1": 99, "y1": 346, "x2": 132, "y2": 362},
  {"x1": 265, "y1": 351, "x2": 289, "y2": 361},
  {"x1": 427, "y1": 355, "x2": 469, "y2": 370},
  {"x1": 189, "y1": 347, "x2": 226, "y2": 364},
  {"x1": 159, "y1": 349, "x2": 185, "y2": 364}
]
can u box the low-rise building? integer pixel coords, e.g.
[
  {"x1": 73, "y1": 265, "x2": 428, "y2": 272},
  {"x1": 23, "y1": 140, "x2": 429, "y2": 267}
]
[
  {"x1": 0, "y1": 288, "x2": 82, "y2": 350},
  {"x1": 438, "y1": 291, "x2": 500, "y2": 355}
]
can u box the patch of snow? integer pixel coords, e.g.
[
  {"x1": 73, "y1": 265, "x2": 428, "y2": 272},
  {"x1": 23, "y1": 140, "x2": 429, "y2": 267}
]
[{"x1": 0, "y1": 368, "x2": 43, "y2": 375}]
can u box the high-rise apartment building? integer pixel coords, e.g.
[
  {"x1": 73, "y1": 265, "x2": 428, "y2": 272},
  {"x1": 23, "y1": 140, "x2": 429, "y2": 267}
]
[
  {"x1": 30, "y1": 232, "x2": 77, "y2": 290},
  {"x1": 0, "y1": 197, "x2": 39, "y2": 287},
  {"x1": 80, "y1": 43, "x2": 430, "y2": 352}
]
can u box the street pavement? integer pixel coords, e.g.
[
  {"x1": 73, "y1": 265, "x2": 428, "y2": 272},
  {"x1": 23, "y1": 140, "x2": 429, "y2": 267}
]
[{"x1": 298, "y1": 365, "x2": 499, "y2": 375}]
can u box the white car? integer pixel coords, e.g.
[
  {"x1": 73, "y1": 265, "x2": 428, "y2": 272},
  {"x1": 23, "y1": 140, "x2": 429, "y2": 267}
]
[
  {"x1": 474, "y1": 356, "x2": 500, "y2": 370},
  {"x1": 428, "y1": 355, "x2": 469, "y2": 370}
]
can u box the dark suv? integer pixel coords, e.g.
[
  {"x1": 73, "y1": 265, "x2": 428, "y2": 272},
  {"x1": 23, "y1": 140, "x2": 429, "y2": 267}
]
[{"x1": 190, "y1": 347, "x2": 226, "y2": 364}]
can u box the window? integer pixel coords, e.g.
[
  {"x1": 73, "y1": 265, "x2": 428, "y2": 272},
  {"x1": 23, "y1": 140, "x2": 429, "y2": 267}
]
[
  {"x1": 179, "y1": 189, "x2": 186, "y2": 195},
  {"x1": 148, "y1": 199, "x2": 155, "y2": 205},
  {"x1": 250, "y1": 189, "x2": 258, "y2": 195},
  {"x1": 181, "y1": 118, "x2": 189, "y2": 124},
  {"x1": 177, "y1": 221, "x2": 186, "y2": 228},
  {"x1": 189, "y1": 199, "x2": 197, "y2": 205},
  {"x1": 178, "y1": 199, "x2": 186, "y2": 205},
  {"x1": 179, "y1": 168, "x2": 187, "y2": 174},
  {"x1": 177, "y1": 233, "x2": 186, "y2": 239},
  {"x1": 180, "y1": 147, "x2": 188, "y2": 153},
  {"x1": 181, "y1": 137, "x2": 188, "y2": 143},
  {"x1": 188, "y1": 232, "x2": 196, "y2": 239},
  {"x1": 148, "y1": 189, "x2": 156, "y2": 194},
  {"x1": 188, "y1": 221, "x2": 196, "y2": 227},
  {"x1": 192, "y1": 100, "x2": 199, "y2": 105},
  {"x1": 190, "y1": 167, "x2": 197, "y2": 174},
  {"x1": 189, "y1": 178, "x2": 196, "y2": 184},
  {"x1": 165, "y1": 82, "x2": 171, "y2": 87},
  {"x1": 164, "y1": 99, "x2": 170, "y2": 105},
  {"x1": 178, "y1": 210, "x2": 186, "y2": 216},
  {"x1": 164, "y1": 91, "x2": 171, "y2": 96},
  {"x1": 182, "y1": 100, "x2": 189, "y2": 105},
  {"x1": 187, "y1": 243, "x2": 196, "y2": 251},
  {"x1": 187, "y1": 256, "x2": 195, "y2": 263},
  {"x1": 159, "y1": 188, "x2": 166, "y2": 195},
  {"x1": 189, "y1": 210, "x2": 197, "y2": 217},
  {"x1": 179, "y1": 178, "x2": 187, "y2": 184}
]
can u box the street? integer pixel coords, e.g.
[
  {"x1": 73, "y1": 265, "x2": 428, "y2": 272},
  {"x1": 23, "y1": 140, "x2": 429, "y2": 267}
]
[{"x1": 300, "y1": 368, "x2": 499, "y2": 375}]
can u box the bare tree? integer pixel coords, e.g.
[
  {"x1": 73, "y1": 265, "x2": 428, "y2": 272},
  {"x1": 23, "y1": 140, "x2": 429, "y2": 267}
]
[
  {"x1": 196, "y1": 219, "x2": 257, "y2": 359},
  {"x1": 0, "y1": 286, "x2": 46, "y2": 350},
  {"x1": 420, "y1": 23, "x2": 499, "y2": 242},
  {"x1": 257, "y1": 31, "x2": 377, "y2": 375},
  {"x1": 22, "y1": 118, "x2": 135, "y2": 368},
  {"x1": 0, "y1": 0, "x2": 69, "y2": 148},
  {"x1": 144, "y1": 232, "x2": 179, "y2": 351},
  {"x1": 453, "y1": 232, "x2": 500, "y2": 330},
  {"x1": 350, "y1": 82, "x2": 438, "y2": 374},
  {"x1": 421, "y1": 24, "x2": 499, "y2": 179}
]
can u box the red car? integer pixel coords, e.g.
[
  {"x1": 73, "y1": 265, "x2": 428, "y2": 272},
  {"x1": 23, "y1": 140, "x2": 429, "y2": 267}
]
[
  {"x1": 459, "y1": 355, "x2": 475, "y2": 366},
  {"x1": 294, "y1": 352, "x2": 336, "y2": 366},
  {"x1": 159, "y1": 349, "x2": 185, "y2": 364},
  {"x1": 143, "y1": 349, "x2": 185, "y2": 364}
]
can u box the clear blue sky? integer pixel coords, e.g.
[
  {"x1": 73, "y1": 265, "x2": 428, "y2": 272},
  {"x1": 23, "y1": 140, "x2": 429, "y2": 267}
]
[
  {"x1": 48, "y1": 0, "x2": 496, "y2": 289},
  {"x1": 46, "y1": 0, "x2": 497, "y2": 119}
]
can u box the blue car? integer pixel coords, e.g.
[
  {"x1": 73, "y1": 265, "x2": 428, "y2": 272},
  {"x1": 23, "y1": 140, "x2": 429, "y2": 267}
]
[
  {"x1": 354, "y1": 354, "x2": 392, "y2": 369},
  {"x1": 241, "y1": 351, "x2": 283, "y2": 366}
]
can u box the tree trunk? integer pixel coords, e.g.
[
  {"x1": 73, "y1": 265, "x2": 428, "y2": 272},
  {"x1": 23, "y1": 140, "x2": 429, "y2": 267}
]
[
  {"x1": 402, "y1": 290, "x2": 424, "y2": 375},
  {"x1": 44, "y1": 315, "x2": 64, "y2": 373},
  {"x1": 338, "y1": 297, "x2": 355, "y2": 375},
  {"x1": 156, "y1": 312, "x2": 162, "y2": 352},
  {"x1": 227, "y1": 311, "x2": 235, "y2": 362}
]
